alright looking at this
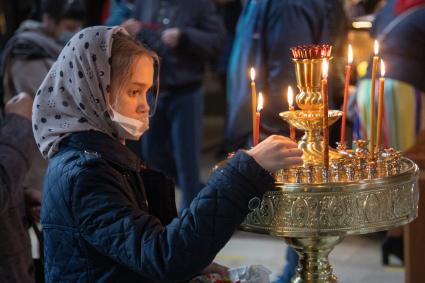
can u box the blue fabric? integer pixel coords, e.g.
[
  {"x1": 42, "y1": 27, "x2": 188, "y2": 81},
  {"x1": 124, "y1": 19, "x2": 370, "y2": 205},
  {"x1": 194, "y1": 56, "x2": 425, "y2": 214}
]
[
  {"x1": 283, "y1": 248, "x2": 298, "y2": 282},
  {"x1": 141, "y1": 89, "x2": 203, "y2": 210},
  {"x1": 104, "y1": 0, "x2": 133, "y2": 26},
  {"x1": 42, "y1": 130, "x2": 274, "y2": 282},
  {"x1": 226, "y1": 0, "x2": 345, "y2": 149}
]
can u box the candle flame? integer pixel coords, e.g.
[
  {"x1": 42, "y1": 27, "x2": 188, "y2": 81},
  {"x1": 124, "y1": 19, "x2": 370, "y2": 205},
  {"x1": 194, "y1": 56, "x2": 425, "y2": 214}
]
[
  {"x1": 380, "y1": 59, "x2": 385, "y2": 77},
  {"x1": 257, "y1": 92, "x2": 264, "y2": 112},
  {"x1": 374, "y1": 40, "x2": 379, "y2": 56},
  {"x1": 250, "y1": 67, "x2": 256, "y2": 81},
  {"x1": 322, "y1": 59, "x2": 329, "y2": 79},
  {"x1": 348, "y1": 44, "x2": 353, "y2": 64},
  {"x1": 287, "y1": 86, "x2": 294, "y2": 107}
]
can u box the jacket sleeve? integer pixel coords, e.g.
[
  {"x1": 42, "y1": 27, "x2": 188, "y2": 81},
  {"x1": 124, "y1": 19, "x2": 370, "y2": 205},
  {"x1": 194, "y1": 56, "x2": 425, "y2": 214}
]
[
  {"x1": 178, "y1": 0, "x2": 226, "y2": 59},
  {"x1": 0, "y1": 114, "x2": 37, "y2": 214},
  {"x1": 72, "y1": 150, "x2": 274, "y2": 282}
]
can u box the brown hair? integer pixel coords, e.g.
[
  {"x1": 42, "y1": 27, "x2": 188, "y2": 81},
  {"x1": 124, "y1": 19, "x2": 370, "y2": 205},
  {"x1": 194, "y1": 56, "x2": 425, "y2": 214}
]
[{"x1": 110, "y1": 32, "x2": 159, "y2": 112}]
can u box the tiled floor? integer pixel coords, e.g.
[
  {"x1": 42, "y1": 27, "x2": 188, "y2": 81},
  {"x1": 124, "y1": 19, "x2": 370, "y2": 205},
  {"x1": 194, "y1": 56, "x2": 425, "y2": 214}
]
[{"x1": 197, "y1": 116, "x2": 404, "y2": 282}]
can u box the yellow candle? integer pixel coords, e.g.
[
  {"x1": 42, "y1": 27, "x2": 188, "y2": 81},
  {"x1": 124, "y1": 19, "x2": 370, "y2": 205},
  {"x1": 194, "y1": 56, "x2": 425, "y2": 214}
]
[
  {"x1": 370, "y1": 40, "x2": 379, "y2": 159},
  {"x1": 376, "y1": 60, "x2": 385, "y2": 148},
  {"x1": 250, "y1": 68, "x2": 257, "y2": 144},
  {"x1": 287, "y1": 86, "x2": 296, "y2": 141},
  {"x1": 322, "y1": 59, "x2": 329, "y2": 170}
]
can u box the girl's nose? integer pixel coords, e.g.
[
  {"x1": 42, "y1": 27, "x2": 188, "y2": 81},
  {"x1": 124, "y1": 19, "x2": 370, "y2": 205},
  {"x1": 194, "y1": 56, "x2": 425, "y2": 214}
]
[{"x1": 137, "y1": 95, "x2": 149, "y2": 114}]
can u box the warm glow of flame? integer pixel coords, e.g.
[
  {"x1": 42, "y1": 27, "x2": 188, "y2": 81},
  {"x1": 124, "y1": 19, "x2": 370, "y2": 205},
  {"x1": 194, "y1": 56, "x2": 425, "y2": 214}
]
[
  {"x1": 348, "y1": 44, "x2": 353, "y2": 64},
  {"x1": 322, "y1": 59, "x2": 329, "y2": 79},
  {"x1": 250, "y1": 67, "x2": 256, "y2": 81},
  {"x1": 287, "y1": 86, "x2": 294, "y2": 107},
  {"x1": 374, "y1": 40, "x2": 379, "y2": 56},
  {"x1": 257, "y1": 92, "x2": 263, "y2": 112},
  {"x1": 380, "y1": 59, "x2": 385, "y2": 77}
]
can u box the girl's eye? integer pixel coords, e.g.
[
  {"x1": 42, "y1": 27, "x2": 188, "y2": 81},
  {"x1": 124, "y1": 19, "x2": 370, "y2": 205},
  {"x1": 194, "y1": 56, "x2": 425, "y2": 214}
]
[{"x1": 128, "y1": 90, "x2": 140, "y2": 97}]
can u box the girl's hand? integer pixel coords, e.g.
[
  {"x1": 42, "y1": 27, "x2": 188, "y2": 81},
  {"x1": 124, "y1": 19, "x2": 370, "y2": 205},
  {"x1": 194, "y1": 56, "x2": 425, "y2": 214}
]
[{"x1": 246, "y1": 135, "x2": 303, "y2": 172}]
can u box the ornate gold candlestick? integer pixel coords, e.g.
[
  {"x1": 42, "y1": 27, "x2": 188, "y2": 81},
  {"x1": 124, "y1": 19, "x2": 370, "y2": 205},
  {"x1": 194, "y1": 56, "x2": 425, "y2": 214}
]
[{"x1": 235, "y1": 45, "x2": 419, "y2": 283}]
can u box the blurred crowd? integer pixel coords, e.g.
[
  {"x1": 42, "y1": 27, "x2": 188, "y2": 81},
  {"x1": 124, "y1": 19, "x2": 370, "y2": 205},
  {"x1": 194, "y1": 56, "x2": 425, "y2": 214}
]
[{"x1": 0, "y1": 0, "x2": 424, "y2": 282}]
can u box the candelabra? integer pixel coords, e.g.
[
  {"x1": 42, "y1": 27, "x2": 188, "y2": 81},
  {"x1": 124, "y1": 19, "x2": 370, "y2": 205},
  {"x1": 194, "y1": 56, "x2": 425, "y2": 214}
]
[{"x1": 233, "y1": 45, "x2": 419, "y2": 283}]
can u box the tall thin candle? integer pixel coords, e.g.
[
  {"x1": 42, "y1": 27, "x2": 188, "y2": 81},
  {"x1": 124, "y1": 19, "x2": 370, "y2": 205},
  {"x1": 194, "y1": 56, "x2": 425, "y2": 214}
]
[
  {"x1": 250, "y1": 68, "x2": 257, "y2": 144},
  {"x1": 322, "y1": 59, "x2": 329, "y2": 170},
  {"x1": 254, "y1": 92, "x2": 263, "y2": 146},
  {"x1": 341, "y1": 44, "x2": 353, "y2": 146},
  {"x1": 370, "y1": 40, "x2": 379, "y2": 159},
  {"x1": 376, "y1": 60, "x2": 385, "y2": 148},
  {"x1": 287, "y1": 86, "x2": 296, "y2": 141}
]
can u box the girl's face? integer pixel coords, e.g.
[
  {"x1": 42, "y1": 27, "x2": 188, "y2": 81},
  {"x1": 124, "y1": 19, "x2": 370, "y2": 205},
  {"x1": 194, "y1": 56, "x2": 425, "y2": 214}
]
[{"x1": 112, "y1": 55, "x2": 153, "y2": 120}]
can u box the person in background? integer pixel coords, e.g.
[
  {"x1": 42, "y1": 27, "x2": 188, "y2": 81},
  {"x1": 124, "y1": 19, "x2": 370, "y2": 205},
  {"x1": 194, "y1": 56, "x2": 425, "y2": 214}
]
[
  {"x1": 33, "y1": 26, "x2": 303, "y2": 282},
  {"x1": 225, "y1": 1, "x2": 347, "y2": 282},
  {"x1": 104, "y1": 0, "x2": 142, "y2": 37},
  {"x1": 0, "y1": 0, "x2": 85, "y2": 195},
  {"x1": 353, "y1": 0, "x2": 425, "y2": 266},
  {"x1": 133, "y1": 0, "x2": 227, "y2": 210},
  {"x1": 0, "y1": 92, "x2": 38, "y2": 283},
  {"x1": 226, "y1": 0, "x2": 347, "y2": 151}
]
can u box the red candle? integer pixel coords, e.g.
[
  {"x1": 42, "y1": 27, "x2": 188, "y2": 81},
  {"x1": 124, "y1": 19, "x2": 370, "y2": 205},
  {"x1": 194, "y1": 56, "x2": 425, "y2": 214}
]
[
  {"x1": 250, "y1": 68, "x2": 257, "y2": 144},
  {"x1": 287, "y1": 86, "x2": 296, "y2": 141},
  {"x1": 376, "y1": 60, "x2": 385, "y2": 148},
  {"x1": 341, "y1": 44, "x2": 353, "y2": 145},
  {"x1": 322, "y1": 59, "x2": 329, "y2": 170},
  {"x1": 370, "y1": 40, "x2": 379, "y2": 159},
  {"x1": 253, "y1": 92, "x2": 263, "y2": 146}
]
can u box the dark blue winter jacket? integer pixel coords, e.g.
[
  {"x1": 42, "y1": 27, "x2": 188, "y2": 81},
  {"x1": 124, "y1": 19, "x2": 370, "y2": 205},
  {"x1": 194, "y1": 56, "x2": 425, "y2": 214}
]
[{"x1": 41, "y1": 130, "x2": 274, "y2": 282}]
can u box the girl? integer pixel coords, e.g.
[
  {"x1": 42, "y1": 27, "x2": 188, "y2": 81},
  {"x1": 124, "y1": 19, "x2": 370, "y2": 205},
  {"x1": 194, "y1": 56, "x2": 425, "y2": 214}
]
[{"x1": 33, "y1": 26, "x2": 302, "y2": 282}]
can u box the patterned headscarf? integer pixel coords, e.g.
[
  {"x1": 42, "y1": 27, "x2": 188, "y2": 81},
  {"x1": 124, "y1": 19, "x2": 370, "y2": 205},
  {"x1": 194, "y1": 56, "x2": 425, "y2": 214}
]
[{"x1": 32, "y1": 26, "x2": 129, "y2": 159}]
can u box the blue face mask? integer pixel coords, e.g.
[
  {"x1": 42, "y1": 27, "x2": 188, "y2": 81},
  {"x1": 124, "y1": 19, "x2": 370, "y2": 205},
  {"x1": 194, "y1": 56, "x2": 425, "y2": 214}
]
[{"x1": 58, "y1": 31, "x2": 75, "y2": 45}]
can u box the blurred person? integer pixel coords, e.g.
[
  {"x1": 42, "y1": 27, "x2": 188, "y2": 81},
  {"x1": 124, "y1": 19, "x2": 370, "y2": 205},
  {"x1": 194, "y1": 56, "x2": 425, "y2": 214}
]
[
  {"x1": 225, "y1": 1, "x2": 347, "y2": 282},
  {"x1": 104, "y1": 0, "x2": 135, "y2": 26},
  {"x1": 132, "y1": 0, "x2": 227, "y2": 210},
  {"x1": 104, "y1": 0, "x2": 142, "y2": 37},
  {"x1": 213, "y1": 0, "x2": 242, "y2": 157},
  {"x1": 352, "y1": 0, "x2": 425, "y2": 266},
  {"x1": 1, "y1": 0, "x2": 85, "y2": 103},
  {"x1": 33, "y1": 26, "x2": 303, "y2": 282},
  {"x1": 0, "y1": 0, "x2": 85, "y2": 193},
  {"x1": 354, "y1": 0, "x2": 425, "y2": 154},
  {"x1": 0, "y1": 92, "x2": 38, "y2": 283},
  {"x1": 226, "y1": 0, "x2": 347, "y2": 151}
]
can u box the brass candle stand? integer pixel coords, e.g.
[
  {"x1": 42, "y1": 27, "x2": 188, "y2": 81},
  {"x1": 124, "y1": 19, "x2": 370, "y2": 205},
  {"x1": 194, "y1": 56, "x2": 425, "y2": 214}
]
[{"x1": 234, "y1": 45, "x2": 419, "y2": 283}]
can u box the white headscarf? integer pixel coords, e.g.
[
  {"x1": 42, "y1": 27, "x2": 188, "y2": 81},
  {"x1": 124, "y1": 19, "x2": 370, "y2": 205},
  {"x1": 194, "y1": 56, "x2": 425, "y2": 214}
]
[{"x1": 32, "y1": 26, "x2": 129, "y2": 159}]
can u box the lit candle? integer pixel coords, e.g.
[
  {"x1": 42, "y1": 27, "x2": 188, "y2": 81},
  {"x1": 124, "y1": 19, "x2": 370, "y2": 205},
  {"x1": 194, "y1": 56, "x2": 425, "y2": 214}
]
[
  {"x1": 250, "y1": 68, "x2": 257, "y2": 144},
  {"x1": 254, "y1": 92, "x2": 263, "y2": 146},
  {"x1": 370, "y1": 40, "x2": 379, "y2": 159},
  {"x1": 340, "y1": 44, "x2": 353, "y2": 146},
  {"x1": 287, "y1": 86, "x2": 296, "y2": 141},
  {"x1": 322, "y1": 59, "x2": 329, "y2": 170},
  {"x1": 376, "y1": 60, "x2": 385, "y2": 148}
]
